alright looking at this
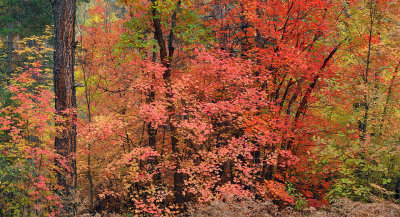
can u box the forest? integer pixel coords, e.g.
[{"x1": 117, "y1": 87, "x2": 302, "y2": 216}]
[{"x1": 0, "y1": 0, "x2": 400, "y2": 216}]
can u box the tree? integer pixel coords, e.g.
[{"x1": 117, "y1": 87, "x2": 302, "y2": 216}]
[
  {"x1": 49, "y1": 0, "x2": 77, "y2": 213},
  {"x1": 311, "y1": 0, "x2": 400, "y2": 202},
  {"x1": 0, "y1": 64, "x2": 62, "y2": 216}
]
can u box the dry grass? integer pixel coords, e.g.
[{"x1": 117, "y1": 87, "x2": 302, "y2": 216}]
[
  {"x1": 187, "y1": 200, "x2": 279, "y2": 217},
  {"x1": 188, "y1": 198, "x2": 400, "y2": 217},
  {"x1": 75, "y1": 198, "x2": 400, "y2": 216}
]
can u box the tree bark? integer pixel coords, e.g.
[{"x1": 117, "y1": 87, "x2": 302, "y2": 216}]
[
  {"x1": 6, "y1": 5, "x2": 13, "y2": 85},
  {"x1": 6, "y1": 31, "x2": 13, "y2": 85},
  {"x1": 151, "y1": 0, "x2": 185, "y2": 206},
  {"x1": 360, "y1": 0, "x2": 374, "y2": 142},
  {"x1": 50, "y1": 0, "x2": 77, "y2": 213}
]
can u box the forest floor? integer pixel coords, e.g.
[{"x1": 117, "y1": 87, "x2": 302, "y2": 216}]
[
  {"x1": 187, "y1": 198, "x2": 400, "y2": 217},
  {"x1": 78, "y1": 198, "x2": 400, "y2": 217}
]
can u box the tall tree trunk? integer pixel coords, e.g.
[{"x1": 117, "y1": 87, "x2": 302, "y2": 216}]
[
  {"x1": 379, "y1": 61, "x2": 399, "y2": 135},
  {"x1": 6, "y1": 5, "x2": 13, "y2": 85},
  {"x1": 6, "y1": 31, "x2": 13, "y2": 85},
  {"x1": 147, "y1": 47, "x2": 159, "y2": 148},
  {"x1": 81, "y1": 42, "x2": 94, "y2": 213},
  {"x1": 151, "y1": 0, "x2": 185, "y2": 206},
  {"x1": 360, "y1": 1, "x2": 374, "y2": 142},
  {"x1": 50, "y1": 0, "x2": 77, "y2": 214}
]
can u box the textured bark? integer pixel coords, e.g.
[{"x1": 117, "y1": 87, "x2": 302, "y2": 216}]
[
  {"x1": 221, "y1": 160, "x2": 233, "y2": 183},
  {"x1": 50, "y1": 0, "x2": 77, "y2": 212}
]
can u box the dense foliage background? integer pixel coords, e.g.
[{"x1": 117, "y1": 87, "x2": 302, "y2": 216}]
[{"x1": 0, "y1": 0, "x2": 400, "y2": 216}]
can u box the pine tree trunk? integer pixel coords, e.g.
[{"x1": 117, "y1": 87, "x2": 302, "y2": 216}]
[
  {"x1": 6, "y1": 5, "x2": 13, "y2": 85},
  {"x1": 6, "y1": 31, "x2": 13, "y2": 85},
  {"x1": 50, "y1": 0, "x2": 77, "y2": 213}
]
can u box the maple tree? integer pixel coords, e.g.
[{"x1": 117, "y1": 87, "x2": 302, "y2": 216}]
[{"x1": 0, "y1": 33, "x2": 62, "y2": 215}]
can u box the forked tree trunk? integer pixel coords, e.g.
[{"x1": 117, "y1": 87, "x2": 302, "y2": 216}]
[
  {"x1": 150, "y1": 0, "x2": 185, "y2": 207},
  {"x1": 50, "y1": 0, "x2": 77, "y2": 213}
]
